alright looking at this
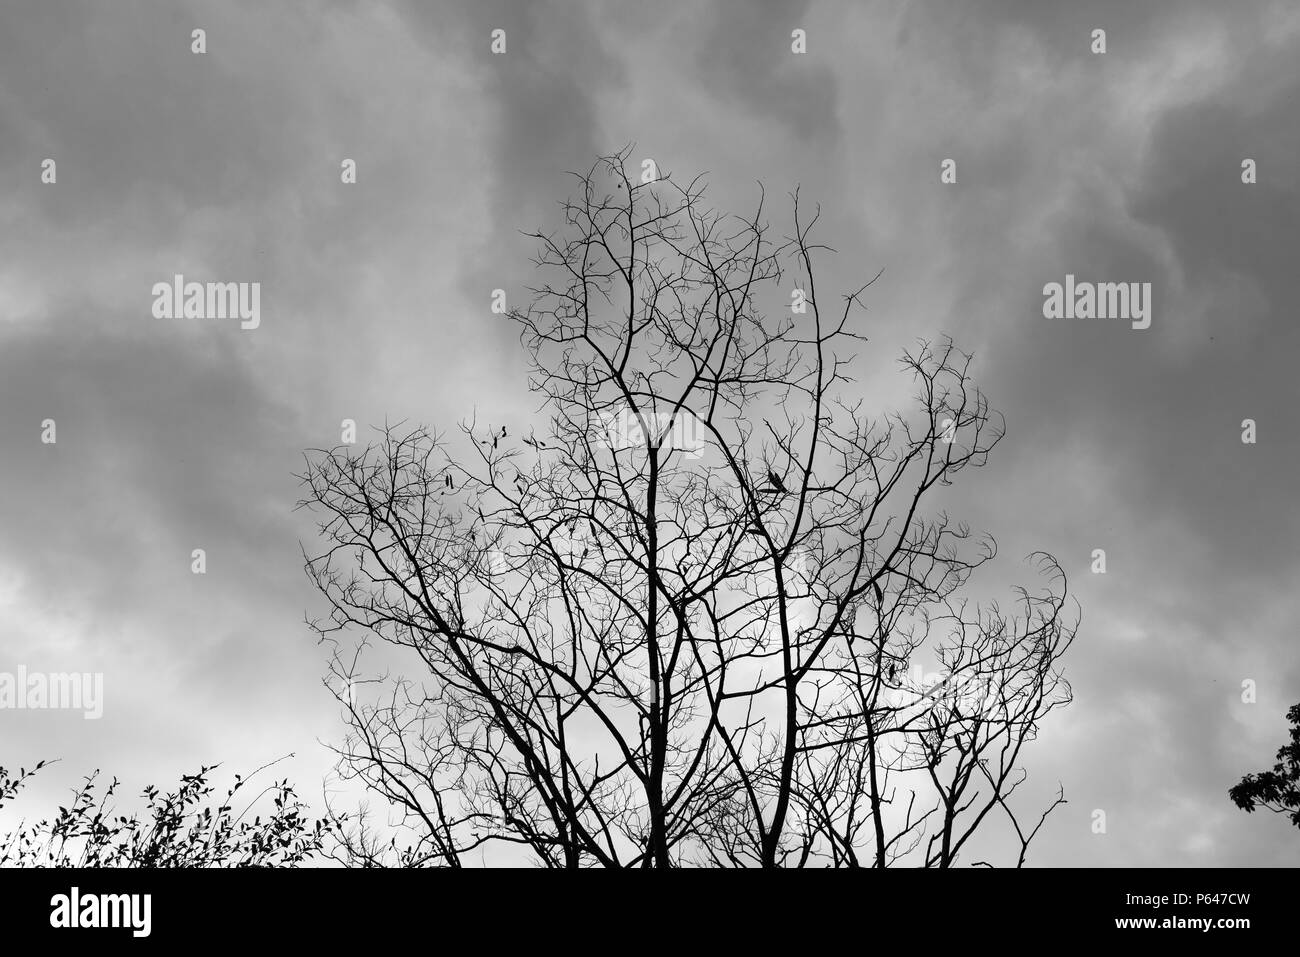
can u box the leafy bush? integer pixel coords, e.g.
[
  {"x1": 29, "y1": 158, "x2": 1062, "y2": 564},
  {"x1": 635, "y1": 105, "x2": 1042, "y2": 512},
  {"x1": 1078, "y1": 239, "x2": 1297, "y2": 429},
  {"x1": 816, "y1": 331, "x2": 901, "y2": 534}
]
[{"x1": 0, "y1": 758, "x2": 336, "y2": 867}]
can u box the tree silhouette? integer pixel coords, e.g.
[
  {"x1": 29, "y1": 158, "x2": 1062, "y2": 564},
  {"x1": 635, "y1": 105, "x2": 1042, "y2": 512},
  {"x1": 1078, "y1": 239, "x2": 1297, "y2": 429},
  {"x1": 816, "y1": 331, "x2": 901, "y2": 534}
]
[
  {"x1": 300, "y1": 148, "x2": 1078, "y2": 867},
  {"x1": 1230, "y1": 702, "x2": 1300, "y2": 830}
]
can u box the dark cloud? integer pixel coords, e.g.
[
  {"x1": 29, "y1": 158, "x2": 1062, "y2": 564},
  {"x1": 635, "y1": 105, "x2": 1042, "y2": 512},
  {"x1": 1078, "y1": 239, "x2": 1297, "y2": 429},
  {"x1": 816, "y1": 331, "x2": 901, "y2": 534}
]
[{"x1": 692, "y1": 0, "x2": 839, "y2": 142}]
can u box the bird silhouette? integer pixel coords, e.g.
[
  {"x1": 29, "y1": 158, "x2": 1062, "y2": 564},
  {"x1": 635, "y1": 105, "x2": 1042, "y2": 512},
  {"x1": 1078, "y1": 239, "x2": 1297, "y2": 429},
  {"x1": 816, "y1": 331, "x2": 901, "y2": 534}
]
[{"x1": 766, "y1": 470, "x2": 787, "y2": 494}]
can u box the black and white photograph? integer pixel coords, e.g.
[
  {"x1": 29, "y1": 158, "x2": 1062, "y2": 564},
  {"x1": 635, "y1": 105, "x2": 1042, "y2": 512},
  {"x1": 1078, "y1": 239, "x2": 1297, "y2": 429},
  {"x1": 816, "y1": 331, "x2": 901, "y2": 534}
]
[{"x1": 0, "y1": 0, "x2": 1295, "y2": 941}]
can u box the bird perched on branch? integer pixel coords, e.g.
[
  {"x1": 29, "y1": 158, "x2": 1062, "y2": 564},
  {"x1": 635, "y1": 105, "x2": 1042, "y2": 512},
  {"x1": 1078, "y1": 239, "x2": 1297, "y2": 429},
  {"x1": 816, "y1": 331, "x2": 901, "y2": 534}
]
[{"x1": 765, "y1": 470, "x2": 788, "y2": 494}]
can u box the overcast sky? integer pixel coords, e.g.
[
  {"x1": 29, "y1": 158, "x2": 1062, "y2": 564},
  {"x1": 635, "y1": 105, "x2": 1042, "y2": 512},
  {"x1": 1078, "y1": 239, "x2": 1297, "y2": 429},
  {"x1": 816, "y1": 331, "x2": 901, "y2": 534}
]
[{"x1": 1, "y1": 0, "x2": 1298, "y2": 865}]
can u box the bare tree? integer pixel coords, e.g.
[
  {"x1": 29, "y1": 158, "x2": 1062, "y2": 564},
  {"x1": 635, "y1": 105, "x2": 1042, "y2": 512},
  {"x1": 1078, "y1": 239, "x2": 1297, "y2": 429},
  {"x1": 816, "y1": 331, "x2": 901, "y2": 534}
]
[{"x1": 299, "y1": 148, "x2": 1078, "y2": 868}]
